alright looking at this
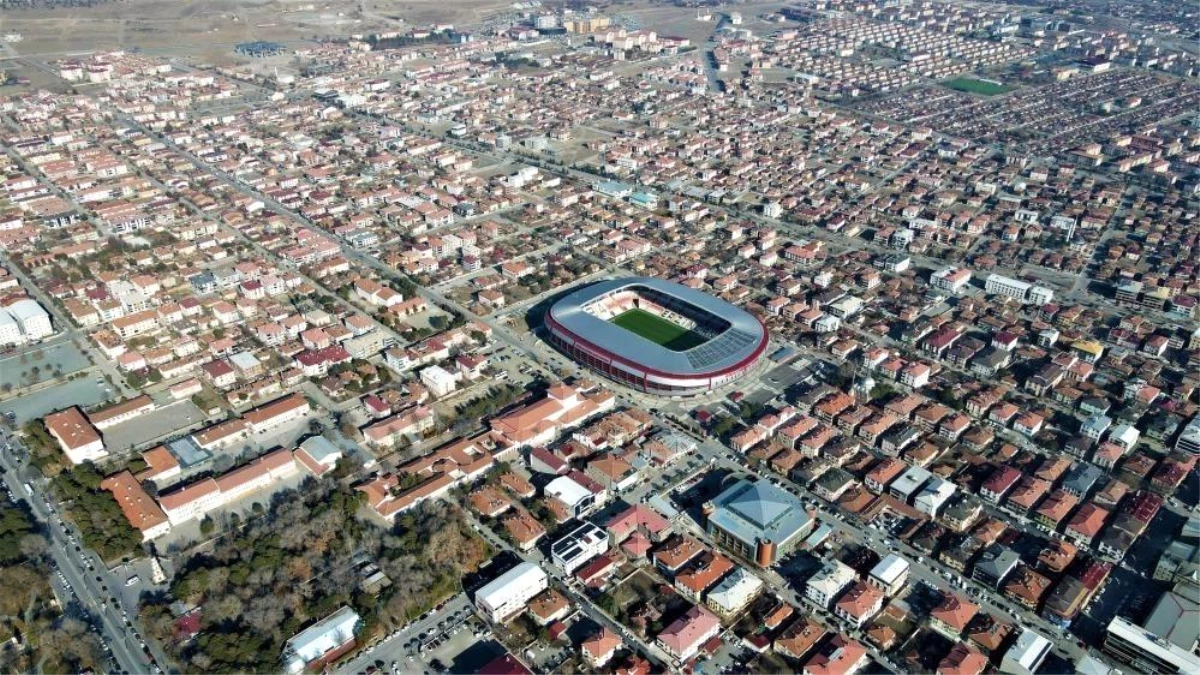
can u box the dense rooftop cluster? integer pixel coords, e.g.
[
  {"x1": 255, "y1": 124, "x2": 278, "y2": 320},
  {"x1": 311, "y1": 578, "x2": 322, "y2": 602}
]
[{"x1": 0, "y1": 1, "x2": 1196, "y2": 674}]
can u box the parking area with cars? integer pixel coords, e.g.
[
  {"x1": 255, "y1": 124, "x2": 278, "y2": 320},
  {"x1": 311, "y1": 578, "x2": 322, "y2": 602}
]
[
  {"x1": 111, "y1": 557, "x2": 171, "y2": 612},
  {"x1": 410, "y1": 619, "x2": 503, "y2": 675},
  {"x1": 337, "y1": 594, "x2": 484, "y2": 675}
]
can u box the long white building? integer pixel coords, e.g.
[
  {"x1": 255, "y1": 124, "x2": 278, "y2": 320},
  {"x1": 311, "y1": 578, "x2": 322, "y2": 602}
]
[
  {"x1": 282, "y1": 606, "x2": 362, "y2": 673},
  {"x1": 158, "y1": 448, "x2": 299, "y2": 526},
  {"x1": 474, "y1": 562, "x2": 548, "y2": 623},
  {"x1": 984, "y1": 274, "x2": 1054, "y2": 305}
]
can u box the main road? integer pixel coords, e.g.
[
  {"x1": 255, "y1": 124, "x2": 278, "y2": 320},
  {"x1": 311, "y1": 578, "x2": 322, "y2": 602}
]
[{"x1": 0, "y1": 430, "x2": 157, "y2": 674}]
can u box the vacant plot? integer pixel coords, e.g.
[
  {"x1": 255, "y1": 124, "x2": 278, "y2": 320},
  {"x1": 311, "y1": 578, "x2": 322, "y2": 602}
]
[
  {"x1": 943, "y1": 77, "x2": 1013, "y2": 95},
  {"x1": 99, "y1": 400, "x2": 207, "y2": 452},
  {"x1": 611, "y1": 308, "x2": 707, "y2": 351}
]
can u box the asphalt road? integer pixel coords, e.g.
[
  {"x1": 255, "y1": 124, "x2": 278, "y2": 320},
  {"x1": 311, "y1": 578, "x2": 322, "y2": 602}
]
[{"x1": 0, "y1": 429, "x2": 157, "y2": 675}]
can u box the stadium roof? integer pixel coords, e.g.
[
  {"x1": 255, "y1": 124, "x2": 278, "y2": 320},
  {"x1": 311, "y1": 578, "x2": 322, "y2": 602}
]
[{"x1": 548, "y1": 277, "x2": 767, "y2": 376}]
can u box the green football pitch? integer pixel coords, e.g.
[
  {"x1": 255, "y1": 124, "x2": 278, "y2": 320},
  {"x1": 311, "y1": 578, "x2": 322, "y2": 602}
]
[
  {"x1": 942, "y1": 77, "x2": 1013, "y2": 96},
  {"x1": 611, "y1": 308, "x2": 708, "y2": 352}
]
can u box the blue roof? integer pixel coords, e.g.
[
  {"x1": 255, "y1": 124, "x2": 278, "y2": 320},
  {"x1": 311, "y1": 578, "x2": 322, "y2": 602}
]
[
  {"x1": 595, "y1": 180, "x2": 632, "y2": 195},
  {"x1": 166, "y1": 436, "x2": 211, "y2": 468},
  {"x1": 707, "y1": 478, "x2": 811, "y2": 548},
  {"x1": 803, "y1": 523, "x2": 834, "y2": 548},
  {"x1": 648, "y1": 494, "x2": 679, "y2": 519}
]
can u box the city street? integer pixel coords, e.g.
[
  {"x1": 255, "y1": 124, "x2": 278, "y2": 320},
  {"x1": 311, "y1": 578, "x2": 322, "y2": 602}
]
[
  {"x1": 0, "y1": 7, "x2": 1193, "y2": 675},
  {"x1": 0, "y1": 429, "x2": 159, "y2": 674}
]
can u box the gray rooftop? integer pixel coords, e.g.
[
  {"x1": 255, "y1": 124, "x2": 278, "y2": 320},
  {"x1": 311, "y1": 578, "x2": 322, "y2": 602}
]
[
  {"x1": 707, "y1": 478, "x2": 811, "y2": 548},
  {"x1": 975, "y1": 544, "x2": 1021, "y2": 581},
  {"x1": 548, "y1": 277, "x2": 767, "y2": 375},
  {"x1": 891, "y1": 465, "x2": 932, "y2": 497},
  {"x1": 299, "y1": 435, "x2": 341, "y2": 463},
  {"x1": 1062, "y1": 463, "x2": 1103, "y2": 496},
  {"x1": 1107, "y1": 615, "x2": 1200, "y2": 673},
  {"x1": 1178, "y1": 415, "x2": 1200, "y2": 453},
  {"x1": 1143, "y1": 583, "x2": 1200, "y2": 652}
]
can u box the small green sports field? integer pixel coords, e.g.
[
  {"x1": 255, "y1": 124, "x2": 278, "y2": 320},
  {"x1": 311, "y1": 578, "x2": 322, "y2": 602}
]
[
  {"x1": 611, "y1": 309, "x2": 708, "y2": 352},
  {"x1": 942, "y1": 77, "x2": 1013, "y2": 96}
]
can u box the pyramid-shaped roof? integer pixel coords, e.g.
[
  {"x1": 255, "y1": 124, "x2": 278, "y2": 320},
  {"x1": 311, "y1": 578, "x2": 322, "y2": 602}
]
[{"x1": 707, "y1": 477, "x2": 811, "y2": 549}]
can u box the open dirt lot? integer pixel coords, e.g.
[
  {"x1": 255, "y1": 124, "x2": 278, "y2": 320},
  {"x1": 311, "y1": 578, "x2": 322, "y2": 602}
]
[
  {"x1": 0, "y1": 0, "x2": 802, "y2": 64},
  {"x1": 0, "y1": 0, "x2": 513, "y2": 63}
]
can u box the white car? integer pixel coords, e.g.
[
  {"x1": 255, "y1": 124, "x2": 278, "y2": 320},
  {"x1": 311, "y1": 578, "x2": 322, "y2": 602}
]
[{"x1": 125, "y1": 576, "x2": 140, "y2": 586}]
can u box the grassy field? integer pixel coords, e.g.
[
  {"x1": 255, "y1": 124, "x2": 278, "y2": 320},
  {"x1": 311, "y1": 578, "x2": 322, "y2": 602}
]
[
  {"x1": 943, "y1": 77, "x2": 1013, "y2": 95},
  {"x1": 611, "y1": 308, "x2": 707, "y2": 352}
]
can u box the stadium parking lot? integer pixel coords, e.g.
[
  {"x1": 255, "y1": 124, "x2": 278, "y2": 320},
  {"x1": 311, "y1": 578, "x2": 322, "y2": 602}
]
[{"x1": 761, "y1": 362, "x2": 812, "y2": 392}]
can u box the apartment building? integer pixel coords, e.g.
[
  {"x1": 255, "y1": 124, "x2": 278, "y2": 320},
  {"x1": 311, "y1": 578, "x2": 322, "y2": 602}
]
[
  {"x1": 984, "y1": 273, "x2": 1054, "y2": 305},
  {"x1": 474, "y1": 563, "x2": 549, "y2": 623}
]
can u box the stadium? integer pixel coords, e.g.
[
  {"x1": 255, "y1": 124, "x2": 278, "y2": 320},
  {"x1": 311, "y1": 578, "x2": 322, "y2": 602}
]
[{"x1": 544, "y1": 277, "x2": 769, "y2": 396}]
